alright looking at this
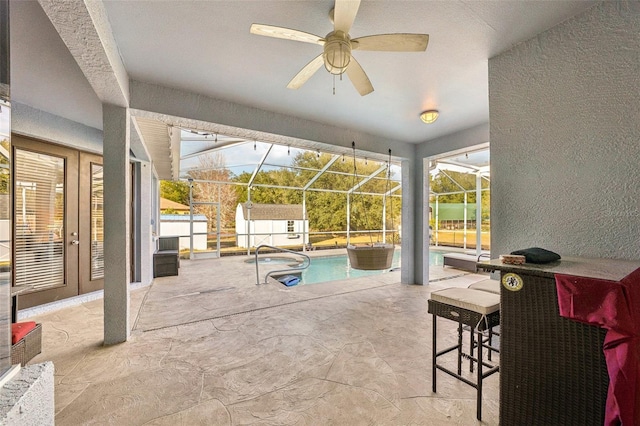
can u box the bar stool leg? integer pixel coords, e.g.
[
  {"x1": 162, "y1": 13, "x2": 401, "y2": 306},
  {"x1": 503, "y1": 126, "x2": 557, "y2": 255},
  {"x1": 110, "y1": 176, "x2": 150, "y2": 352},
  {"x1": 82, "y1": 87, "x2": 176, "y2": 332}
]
[
  {"x1": 488, "y1": 328, "x2": 493, "y2": 361},
  {"x1": 476, "y1": 328, "x2": 483, "y2": 421},
  {"x1": 457, "y1": 321, "x2": 463, "y2": 375},
  {"x1": 432, "y1": 314, "x2": 437, "y2": 393},
  {"x1": 470, "y1": 329, "x2": 475, "y2": 373}
]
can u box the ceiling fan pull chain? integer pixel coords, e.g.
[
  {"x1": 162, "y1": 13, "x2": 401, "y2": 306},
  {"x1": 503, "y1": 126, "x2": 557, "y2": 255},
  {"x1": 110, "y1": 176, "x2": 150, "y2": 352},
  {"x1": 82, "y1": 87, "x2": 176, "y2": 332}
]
[{"x1": 333, "y1": 74, "x2": 336, "y2": 95}]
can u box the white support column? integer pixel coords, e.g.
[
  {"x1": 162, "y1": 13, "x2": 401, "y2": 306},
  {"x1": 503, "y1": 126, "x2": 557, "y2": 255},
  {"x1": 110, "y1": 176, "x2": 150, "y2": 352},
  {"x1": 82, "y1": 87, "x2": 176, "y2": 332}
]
[
  {"x1": 246, "y1": 188, "x2": 251, "y2": 255},
  {"x1": 139, "y1": 161, "x2": 153, "y2": 285},
  {"x1": 302, "y1": 191, "x2": 307, "y2": 251},
  {"x1": 401, "y1": 156, "x2": 419, "y2": 285},
  {"x1": 476, "y1": 172, "x2": 482, "y2": 258},
  {"x1": 189, "y1": 179, "x2": 194, "y2": 260},
  {"x1": 435, "y1": 195, "x2": 439, "y2": 246},
  {"x1": 103, "y1": 104, "x2": 131, "y2": 345},
  {"x1": 346, "y1": 193, "x2": 351, "y2": 245},
  {"x1": 463, "y1": 192, "x2": 468, "y2": 250},
  {"x1": 382, "y1": 194, "x2": 387, "y2": 243}
]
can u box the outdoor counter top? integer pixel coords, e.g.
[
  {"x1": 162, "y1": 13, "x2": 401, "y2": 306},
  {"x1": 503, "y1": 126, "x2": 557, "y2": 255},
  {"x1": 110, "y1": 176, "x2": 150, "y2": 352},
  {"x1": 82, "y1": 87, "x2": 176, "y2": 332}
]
[{"x1": 477, "y1": 256, "x2": 640, "y2": 281}]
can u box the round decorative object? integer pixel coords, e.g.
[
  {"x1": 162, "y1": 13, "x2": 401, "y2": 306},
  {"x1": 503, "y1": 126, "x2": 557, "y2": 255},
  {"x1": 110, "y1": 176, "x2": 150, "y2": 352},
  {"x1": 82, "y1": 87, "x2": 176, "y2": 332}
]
[{"x1": 502, "y1": 272, "x2": 524, "y2": 292}]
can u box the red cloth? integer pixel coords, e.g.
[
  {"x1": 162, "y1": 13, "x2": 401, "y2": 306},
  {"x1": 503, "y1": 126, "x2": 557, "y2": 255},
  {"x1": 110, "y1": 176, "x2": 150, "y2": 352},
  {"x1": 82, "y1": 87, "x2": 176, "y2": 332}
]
[
  {"x1": 555, "y1": 268, "x2": 640, "y2": 426},
  {"x1": 11, "y1": 321, "x2": 37, "y2": 344}
]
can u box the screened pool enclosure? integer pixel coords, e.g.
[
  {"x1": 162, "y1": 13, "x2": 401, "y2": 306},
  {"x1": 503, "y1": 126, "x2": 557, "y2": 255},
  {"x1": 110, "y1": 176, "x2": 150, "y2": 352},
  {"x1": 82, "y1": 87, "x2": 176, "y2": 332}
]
[{"x1": 164, "y1": 129, "x2": 403, "y2": 258}]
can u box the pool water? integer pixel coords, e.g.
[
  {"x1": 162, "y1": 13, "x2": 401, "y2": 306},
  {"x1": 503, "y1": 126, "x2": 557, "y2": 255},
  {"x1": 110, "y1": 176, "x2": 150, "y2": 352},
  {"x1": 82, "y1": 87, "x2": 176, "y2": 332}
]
[{"x1": 299, "y1": 249, "x2": 447, "y2": 285}]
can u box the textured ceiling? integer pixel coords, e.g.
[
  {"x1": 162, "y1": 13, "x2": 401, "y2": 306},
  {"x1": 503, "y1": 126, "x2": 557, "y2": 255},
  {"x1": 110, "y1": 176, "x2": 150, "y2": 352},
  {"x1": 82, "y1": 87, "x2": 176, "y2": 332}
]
[{"x1": 10, "y1": 1, "x2": 598, "y2": 144}]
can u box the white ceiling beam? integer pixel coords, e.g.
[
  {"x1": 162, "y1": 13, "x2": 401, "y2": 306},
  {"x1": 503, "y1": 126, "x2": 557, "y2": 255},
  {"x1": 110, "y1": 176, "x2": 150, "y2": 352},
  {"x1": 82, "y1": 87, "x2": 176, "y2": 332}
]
[{"x1": 38, "y1": 0, "x2": 129, "y2": 107}]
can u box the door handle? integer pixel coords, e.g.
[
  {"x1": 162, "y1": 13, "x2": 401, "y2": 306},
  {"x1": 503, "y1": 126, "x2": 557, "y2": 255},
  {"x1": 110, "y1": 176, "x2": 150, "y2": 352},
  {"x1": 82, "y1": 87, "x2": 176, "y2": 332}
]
[{"x1": 71, "y1": 240, "x2": 80, "y2": 245}]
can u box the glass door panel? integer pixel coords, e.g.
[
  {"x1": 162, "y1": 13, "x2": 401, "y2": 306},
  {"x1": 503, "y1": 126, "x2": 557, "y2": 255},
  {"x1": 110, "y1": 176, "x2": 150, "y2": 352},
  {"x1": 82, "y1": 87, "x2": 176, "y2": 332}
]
[
  {"x1": 90, "y1": 163, "x2": 104, "y2": 280},
  {"x1": 14, "y1": 149, "x2": 65, "y2": 289},
  {"x1": 13, "y1": 136, "x2": 79, "y2": 309},
  {"x1": 78, "y1": 153, "x2": 104, "y2": 294}
]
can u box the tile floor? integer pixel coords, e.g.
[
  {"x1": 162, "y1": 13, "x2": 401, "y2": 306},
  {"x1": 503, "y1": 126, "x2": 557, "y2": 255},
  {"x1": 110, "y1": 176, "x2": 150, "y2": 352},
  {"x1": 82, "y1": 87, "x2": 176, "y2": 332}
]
[{"x1": 27, "y1": 250, "x2": 499, "y2": 425}]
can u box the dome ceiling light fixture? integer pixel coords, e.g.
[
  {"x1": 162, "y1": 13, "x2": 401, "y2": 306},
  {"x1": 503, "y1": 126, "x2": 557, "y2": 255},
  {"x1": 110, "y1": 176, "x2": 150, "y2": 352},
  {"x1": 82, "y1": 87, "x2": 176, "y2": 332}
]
[{"x1": 420, "y1": 110, "x2": 439, "y2": 124}]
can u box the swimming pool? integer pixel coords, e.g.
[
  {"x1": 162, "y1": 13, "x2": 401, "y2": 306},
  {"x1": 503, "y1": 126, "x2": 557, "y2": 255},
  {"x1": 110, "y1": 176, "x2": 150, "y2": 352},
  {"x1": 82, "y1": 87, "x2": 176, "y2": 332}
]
[{"x1": 298, "y1": 249, "x2": 447, "y2": 285}]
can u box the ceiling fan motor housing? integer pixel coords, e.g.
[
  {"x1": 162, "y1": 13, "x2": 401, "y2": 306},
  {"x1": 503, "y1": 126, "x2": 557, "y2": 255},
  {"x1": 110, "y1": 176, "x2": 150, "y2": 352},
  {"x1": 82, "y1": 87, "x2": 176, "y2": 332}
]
[{"x1": 323, "y1": 31, "x2": 351, "y2": 75}]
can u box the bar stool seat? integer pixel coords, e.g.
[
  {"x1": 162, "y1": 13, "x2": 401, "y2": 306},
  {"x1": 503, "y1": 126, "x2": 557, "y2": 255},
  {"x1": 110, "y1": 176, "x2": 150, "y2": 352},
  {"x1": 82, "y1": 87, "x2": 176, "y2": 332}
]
[
  {"x1": 428, "y1": 287, "x2": 500, "y2": 421},
  {"x1": 468, "y1": 279, "x2": 501, "y2": 294}
]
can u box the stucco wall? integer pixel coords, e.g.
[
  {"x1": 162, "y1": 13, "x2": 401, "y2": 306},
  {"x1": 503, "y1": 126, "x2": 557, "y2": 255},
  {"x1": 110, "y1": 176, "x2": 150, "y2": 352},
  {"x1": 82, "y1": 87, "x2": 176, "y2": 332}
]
[
  {"x1": 0, "y1": 362, "x2": 55, "y2": 425},
  {"x1": 12, "y1": 102, "x2": 103, "y2": 153},
  {"x1": 489, "y1": 1, "x2": 640, "y2": 260}
]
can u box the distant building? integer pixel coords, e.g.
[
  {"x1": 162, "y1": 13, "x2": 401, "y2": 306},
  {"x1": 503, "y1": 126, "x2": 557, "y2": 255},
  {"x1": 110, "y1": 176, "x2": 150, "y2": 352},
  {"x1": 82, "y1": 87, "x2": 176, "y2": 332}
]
[
  {"x1": 235, "y1": 203, "x2": 308, "y2": 248},
  {"x1": 159, "y1": 198, "x2": 207, "y2": 250},
  {"x1": 160, "y1": 214, "x2": 208, "y2": 251},
  {"x1": 160, "y1": 197, "x2": 190, "y2": 214},
  {"x1": 429, "y1": 202, "x2": 478, "y2": 229}
]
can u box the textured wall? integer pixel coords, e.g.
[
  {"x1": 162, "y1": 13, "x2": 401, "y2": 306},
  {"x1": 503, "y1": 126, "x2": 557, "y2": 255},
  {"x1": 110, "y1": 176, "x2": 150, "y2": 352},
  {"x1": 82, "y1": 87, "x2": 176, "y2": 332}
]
[
  {"x1": 12, "y1": 102, "x2": 103, "y2": 153},
  {"x1": 0, "y1": 362, "x2": 55, "y2": 425},
  {"x1": 489, "y1": 1, "x2": 640, "y2": 260},
  {"x1": 103, "y1": 104, "x2": 131, "y2": 344}
]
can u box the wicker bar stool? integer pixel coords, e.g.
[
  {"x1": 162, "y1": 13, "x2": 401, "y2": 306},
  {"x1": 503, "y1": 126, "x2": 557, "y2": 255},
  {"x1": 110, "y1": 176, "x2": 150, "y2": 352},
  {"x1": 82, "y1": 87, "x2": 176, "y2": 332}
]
[{"x1": 428, "y1": 287, "x2": 500, "y2": 421}]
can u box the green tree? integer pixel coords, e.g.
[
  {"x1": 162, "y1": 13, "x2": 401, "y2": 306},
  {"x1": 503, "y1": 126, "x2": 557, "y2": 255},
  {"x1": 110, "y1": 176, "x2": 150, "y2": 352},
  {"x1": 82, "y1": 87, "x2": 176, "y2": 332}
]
[
  {"x1": 160, "y1": 180, "x2": 190, "y2": 205},
  {"x1": 232, "y1": 151, "x2": 401, "y2": 234}
]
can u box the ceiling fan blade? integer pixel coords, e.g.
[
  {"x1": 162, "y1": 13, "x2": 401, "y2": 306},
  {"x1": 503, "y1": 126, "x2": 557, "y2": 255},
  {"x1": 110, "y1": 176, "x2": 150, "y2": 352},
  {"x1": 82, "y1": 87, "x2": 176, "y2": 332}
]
[
  {"x1": 287, "y1": 54, "x2": 325, "y2": 90},
  {"x1": 352, "y1": 34, "x2": 429, "y2": 51},
  {"x1": 250, "y1": 24, "x2": 324, "y2": 45},
  {"x1": 346, "y1": 57, "x2": 374, "y2": 96},
  {"x1": 333, "y1": 0, "x2": 361, "y2": 34}
]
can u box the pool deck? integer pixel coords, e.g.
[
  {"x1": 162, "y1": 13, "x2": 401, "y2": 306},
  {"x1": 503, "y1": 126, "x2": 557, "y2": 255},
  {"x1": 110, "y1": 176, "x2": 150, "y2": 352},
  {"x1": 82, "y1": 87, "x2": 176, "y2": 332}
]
[{"x1": 26, "y1": 249, "x2": 498, "y2": 425}]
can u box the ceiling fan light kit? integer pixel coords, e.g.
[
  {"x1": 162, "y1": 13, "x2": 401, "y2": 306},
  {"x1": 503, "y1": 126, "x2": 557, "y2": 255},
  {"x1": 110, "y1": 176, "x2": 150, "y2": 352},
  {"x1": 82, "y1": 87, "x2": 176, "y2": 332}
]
[
  {"x1": 323, "y1": 31, "x2": 351, "y2": 74},
  {"x1": 420, "y1": 110, "x2": 439, "y2": 124},
  {"x1": 250, "y1": 0, "x2": 429, "y2": 96}
]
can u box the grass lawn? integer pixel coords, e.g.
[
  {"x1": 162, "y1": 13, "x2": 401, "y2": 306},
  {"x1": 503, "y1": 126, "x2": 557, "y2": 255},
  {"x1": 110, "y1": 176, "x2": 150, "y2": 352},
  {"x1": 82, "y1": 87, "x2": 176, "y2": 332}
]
[{"x1": 181, "y1": 229, "x2": 490, "y2": 256}]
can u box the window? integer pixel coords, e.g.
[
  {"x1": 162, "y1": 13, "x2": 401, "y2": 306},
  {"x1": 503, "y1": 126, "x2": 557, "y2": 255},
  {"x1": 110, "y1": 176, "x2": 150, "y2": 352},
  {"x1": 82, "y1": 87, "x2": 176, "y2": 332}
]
[{"x1": 287, "y1": 220, "x2": 294, "y2": 233}]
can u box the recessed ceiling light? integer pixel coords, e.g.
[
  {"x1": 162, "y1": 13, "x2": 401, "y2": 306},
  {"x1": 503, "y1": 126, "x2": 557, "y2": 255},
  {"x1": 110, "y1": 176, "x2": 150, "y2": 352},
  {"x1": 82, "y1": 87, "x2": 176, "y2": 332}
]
[{"x1": 420, "y1": 110, "x2": 439, "y2": 124}]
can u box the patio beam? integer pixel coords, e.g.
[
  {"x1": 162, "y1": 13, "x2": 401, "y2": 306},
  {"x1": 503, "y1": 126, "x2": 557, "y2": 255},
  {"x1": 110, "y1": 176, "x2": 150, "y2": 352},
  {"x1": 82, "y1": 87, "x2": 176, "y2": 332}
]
[{"x1": 38, "y1": 0, "x2": 129, "y2": 107}]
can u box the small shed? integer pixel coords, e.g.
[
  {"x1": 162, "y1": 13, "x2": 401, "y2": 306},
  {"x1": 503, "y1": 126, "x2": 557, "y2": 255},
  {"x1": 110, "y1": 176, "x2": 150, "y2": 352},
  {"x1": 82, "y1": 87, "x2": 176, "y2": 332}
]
[
  {"x1": 235, "y1": 203, "x2": 308, "y2": 248},
  {"x1": 160, "y1": 214, "x2": 208, "y2": 250}
]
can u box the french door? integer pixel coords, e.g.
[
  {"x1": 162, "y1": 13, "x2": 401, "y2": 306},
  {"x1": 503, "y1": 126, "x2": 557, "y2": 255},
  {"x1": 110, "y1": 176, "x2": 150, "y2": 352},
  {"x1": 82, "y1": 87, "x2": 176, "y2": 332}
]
[{"x1": 13, "y1": 136, "x2": 104, "y2": 308}]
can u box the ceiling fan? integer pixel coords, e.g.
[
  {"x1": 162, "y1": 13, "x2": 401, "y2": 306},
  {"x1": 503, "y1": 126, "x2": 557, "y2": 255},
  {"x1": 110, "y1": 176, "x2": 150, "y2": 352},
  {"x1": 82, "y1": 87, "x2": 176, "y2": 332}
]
[{"x1": 250, "y1": 0, "x2": 429, "y2": 96}]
